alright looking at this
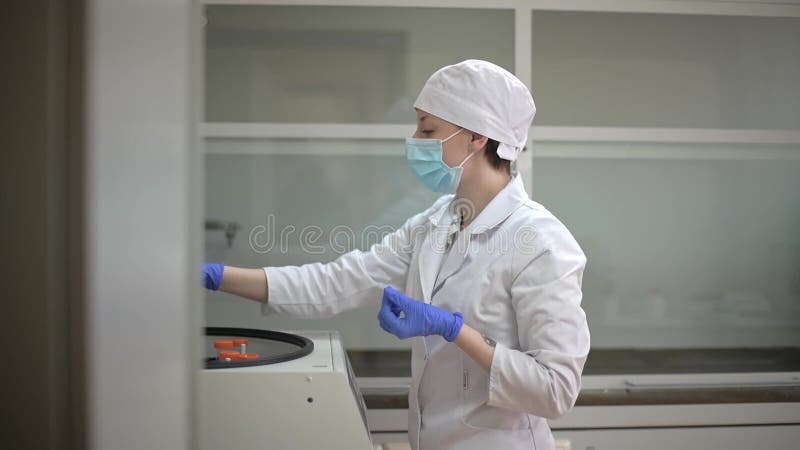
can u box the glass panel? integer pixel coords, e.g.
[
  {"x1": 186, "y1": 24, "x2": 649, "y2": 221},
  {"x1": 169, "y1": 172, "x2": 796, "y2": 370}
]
[
  {"x1": 205, "y1": 5, "x2": 514, "y2": 123},
  {"x1": 531, "y1": 142, "x2": 800, "y2": 348},
  {"x1": 531, "y1": 11, "x2": 800, "y2": 129},
  {"x1": 204, "y1": 139, "x2": 439, "y2": 349}
]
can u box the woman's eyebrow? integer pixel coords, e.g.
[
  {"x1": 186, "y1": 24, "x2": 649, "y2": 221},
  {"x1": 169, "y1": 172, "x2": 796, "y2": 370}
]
[{"x1": 418, "y1": 115, "x2": 429, "y2": 123}]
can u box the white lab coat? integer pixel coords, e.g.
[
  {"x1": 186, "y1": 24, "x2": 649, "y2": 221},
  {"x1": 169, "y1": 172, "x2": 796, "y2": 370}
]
[{"x1": 264, "y1": 174, "x2": 590, "y2": 450}]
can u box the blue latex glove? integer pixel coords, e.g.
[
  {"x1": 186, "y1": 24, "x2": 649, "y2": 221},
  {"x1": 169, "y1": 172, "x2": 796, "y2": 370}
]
[
  {"x1": 203, "y1": 263, "x2": 224, "y2": 290},
  {"x1": 377, "y1": 286, "x2": 464, "y2": 342}
]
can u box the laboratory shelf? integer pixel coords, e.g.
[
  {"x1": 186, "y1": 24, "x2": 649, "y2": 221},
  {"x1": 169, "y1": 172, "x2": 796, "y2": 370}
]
[{"x1": 202, "y1": 122, "x2": 800, "y2": 144}]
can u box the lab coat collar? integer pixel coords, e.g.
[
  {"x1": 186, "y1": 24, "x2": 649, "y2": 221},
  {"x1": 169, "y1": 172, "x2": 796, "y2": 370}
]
[
  {"x1": 427, "y1": 174, "x2": 529, "y2": 235},
  {"x1": 427, "y1": 195, "x2": 456, "y2": 228}
]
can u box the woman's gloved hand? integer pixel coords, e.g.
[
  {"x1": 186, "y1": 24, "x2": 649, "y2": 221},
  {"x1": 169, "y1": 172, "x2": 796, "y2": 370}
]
[
  {"x1": 378, "y1": 286, "x2": 463, "y2": 342},
  {"x1": 202, "y1": 263, "x2": 224, "y2": 290}
]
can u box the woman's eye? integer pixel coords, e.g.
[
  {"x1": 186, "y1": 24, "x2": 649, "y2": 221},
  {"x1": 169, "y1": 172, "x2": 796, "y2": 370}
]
[{"x1": 421, "y1": 130, "x2": 434, "y2": 135}]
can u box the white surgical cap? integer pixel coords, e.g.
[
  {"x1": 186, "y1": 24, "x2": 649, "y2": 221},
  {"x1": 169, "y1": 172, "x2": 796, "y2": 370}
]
[{"x1": 413, "y1": 59, "x2": 536, "y2": 161}]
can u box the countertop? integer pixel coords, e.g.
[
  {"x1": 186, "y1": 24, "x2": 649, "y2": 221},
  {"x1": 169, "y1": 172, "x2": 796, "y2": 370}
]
[{"x1": 349, "y1": 348, "x2": 800, "y2": 408}]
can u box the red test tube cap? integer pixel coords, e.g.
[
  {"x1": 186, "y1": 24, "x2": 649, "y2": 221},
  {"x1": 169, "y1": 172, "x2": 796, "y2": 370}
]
[{"x1": 214, "y1": 340, "x2": 234, "y2": 349}]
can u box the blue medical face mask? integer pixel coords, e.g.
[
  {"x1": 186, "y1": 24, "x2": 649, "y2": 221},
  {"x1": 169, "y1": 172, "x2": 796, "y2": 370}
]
[{"x1": 405, "y1": 128, "x2": 478, "y2": 193}]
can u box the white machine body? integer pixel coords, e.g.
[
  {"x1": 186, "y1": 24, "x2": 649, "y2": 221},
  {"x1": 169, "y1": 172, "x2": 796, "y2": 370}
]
[{"x1": 200, "y1": 330, "x2": 372, "y2": 450}]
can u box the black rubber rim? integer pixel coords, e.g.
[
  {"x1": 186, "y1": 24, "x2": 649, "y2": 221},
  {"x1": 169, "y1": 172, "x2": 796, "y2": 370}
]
[{"x1": 205, "y1": 327, "x2": 314, "y2": 369}]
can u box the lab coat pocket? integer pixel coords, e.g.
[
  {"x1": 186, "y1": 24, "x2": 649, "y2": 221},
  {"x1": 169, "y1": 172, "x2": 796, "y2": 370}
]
[{"x1": 459, "y1": 356, "x2": 530, "y2": 431}]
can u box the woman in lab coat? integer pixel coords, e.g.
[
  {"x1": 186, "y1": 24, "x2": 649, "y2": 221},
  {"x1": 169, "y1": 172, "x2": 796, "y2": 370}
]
[{"x1": 203, "y1": 59, "x2": 590, "y2": 450}]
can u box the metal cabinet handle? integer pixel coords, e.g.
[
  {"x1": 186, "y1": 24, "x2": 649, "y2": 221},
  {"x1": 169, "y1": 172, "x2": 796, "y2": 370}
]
[{"x1": 623, "y1": 378, "x2": 800, "y2": 390}]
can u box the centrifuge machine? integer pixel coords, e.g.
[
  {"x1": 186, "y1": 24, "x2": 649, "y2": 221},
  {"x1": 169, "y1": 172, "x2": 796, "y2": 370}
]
[{"x1": 200, "y1": 328, "x2": 373, "y2": 450}]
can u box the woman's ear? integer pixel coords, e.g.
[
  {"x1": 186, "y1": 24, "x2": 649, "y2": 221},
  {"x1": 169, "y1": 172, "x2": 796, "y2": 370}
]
[{"x1": 470, "y1": 133, "x2": 489, "y2": 152}]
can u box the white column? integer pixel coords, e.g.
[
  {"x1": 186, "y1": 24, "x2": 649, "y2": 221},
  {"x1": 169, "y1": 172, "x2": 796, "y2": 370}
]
[{"x1": 84, "y1": 1, "x2": 195, "y2": 449}]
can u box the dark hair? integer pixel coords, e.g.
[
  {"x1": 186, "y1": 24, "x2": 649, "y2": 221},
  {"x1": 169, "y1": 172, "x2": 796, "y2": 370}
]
[{"x1": 484, "y1": 138, "x2": 512, "y2": 174}]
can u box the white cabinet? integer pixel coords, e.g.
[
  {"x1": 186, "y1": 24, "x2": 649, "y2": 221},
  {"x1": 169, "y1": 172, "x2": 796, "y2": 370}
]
[
  {"x1": 367, "y1": 402, "x2": 800, "y2": 449},
  {"x1": 553, "y1": 425, "x2": 800, "y2": 450},
  {"x1": 370, "y1": 420, "x2": 800, "y2": 450}
]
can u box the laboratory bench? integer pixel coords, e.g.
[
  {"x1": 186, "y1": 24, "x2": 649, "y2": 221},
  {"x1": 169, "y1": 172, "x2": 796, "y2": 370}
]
[
  {"x1": 350, "y1": 348, "x2": 800, "y2": 377},
  {"x1": 353, "y1": 348, "x2": 800, "y2": 449},
  {"x1": 350, "y1": 347, "x2": 800, "y2": 408}
]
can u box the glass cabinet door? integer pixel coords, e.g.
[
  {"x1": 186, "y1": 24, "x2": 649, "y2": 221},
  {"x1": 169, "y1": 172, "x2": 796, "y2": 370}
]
[
  {"x1": 528, "y1": 9, "x2": 800, "y2": 365},
  {"x1": 205, "y1": 5, "x2": 514, "y2": 123},
  {"x1": 202, "y1": 4, "x2": 516, "y2": 349},
  {"x1": 531, "y1": 11, "x2": 800, "y2": 129},
  {"x1": 531, "y1": 142, "x2": 800, "y2": 349}
]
